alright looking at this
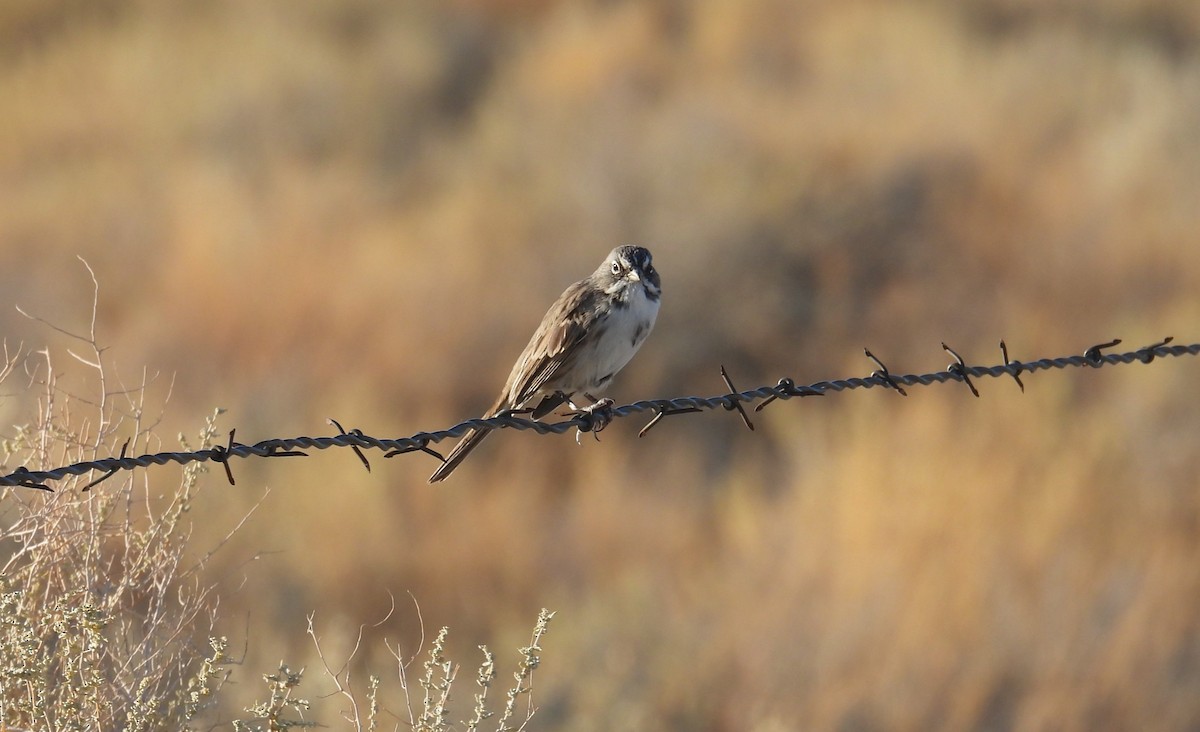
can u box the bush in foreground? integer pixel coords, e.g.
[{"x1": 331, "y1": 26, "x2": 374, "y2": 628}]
[{"x1": 0, "y1": 314, "x2": 552, "y2": 730}]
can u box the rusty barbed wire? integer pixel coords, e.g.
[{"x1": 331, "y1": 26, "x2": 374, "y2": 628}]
[{"x1": 0, "y1": 336, "x2": 1194, "y2": 492}]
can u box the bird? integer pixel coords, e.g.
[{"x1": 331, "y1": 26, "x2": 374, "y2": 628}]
[{"x1": 429, "y1": 245, "x2": 661, "y2": 482}]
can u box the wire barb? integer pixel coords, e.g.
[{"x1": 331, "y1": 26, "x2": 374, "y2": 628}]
[
  {"x1": 720, "y1": 365, "x2": 755, "y2": 432},
  {"x1": 10, "y1": 466, "x2": 52, "y2": 492},
  {"x1": 639, "y1": 405, "x2": 703, "y2": 437},
  {"x1": 83, "y1": 439, "x2": 130, "y2": 491},
  {"x1": 1000, "y1": 340, "x2": 1024, "y2": 393},
  {"x1": 942, "y1": 342, "x2": 979, "y2": 398},
  {"x1": 753, "y1": 377, "x2": 824, "y2": 412},
  {"x1": 864, "y1": 349, "x2": 907, "y2": 396},
  {"x1": 1, "y1": 337, "x2": 1198, "y2": 491},
  {"x1": 1138, "y1": 336, "x2": 1174, "y2": 364},
  {"x1": 384, "y1": 440, "x2": 444, "y2": 461},
  {"x1": 753, "y1": 378, "x2": 790, "y2": 413},
  {"x1": 1085, "y1": 338, "x2": 1123, "y2": 366},
  {"x1": 209, "y1": 429, "x2": 239, "y2": 486},
  {"x1": 330, "y1": 418, "x2": 371, "y2": 473}
]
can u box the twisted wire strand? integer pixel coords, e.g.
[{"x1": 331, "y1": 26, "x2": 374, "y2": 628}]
[{"x1": 1, "y1": 339, "x2": 1194, "y2": 491}]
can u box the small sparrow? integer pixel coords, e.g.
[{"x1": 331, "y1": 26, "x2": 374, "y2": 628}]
[{"x1": 429, "y1": 245, "x2": 661, "y2": 482}]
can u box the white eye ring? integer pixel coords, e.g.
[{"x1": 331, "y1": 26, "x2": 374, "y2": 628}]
[{"x1": 611, "y1": 261, "x2": 621, "y2": 275}]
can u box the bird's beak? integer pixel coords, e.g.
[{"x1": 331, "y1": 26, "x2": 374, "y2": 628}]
[{"x1": 627, "y1": 270, "x2": 641, "y2": 282}]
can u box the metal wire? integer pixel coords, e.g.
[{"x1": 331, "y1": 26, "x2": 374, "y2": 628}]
[{"x1": 1, "y1": 337, "x2": 1194, "y2": 491}]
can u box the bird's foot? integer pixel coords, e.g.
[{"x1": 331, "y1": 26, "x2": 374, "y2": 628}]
[{"x1": 573, "y1": 398, "x2": 615, "y2": 444}]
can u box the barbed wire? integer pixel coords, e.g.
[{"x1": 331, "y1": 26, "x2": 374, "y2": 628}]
[{"x1": 0, "y1": 336, "x2": 1193, "y2": 492}]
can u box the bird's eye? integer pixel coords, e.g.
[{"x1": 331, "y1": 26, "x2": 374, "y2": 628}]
[
  {"x1": 611, "y1": 261, "x2": 621, "y2": 275},
  {"x1": 645, "y1": 264, "x2": 655, "y2": 276}
]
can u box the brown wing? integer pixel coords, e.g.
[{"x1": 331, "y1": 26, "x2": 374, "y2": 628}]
[{"x1": 496, "y1": 281, "x2": 603, "y2": 411}]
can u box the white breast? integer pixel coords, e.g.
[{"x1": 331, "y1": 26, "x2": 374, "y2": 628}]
[{"x1": 578, "y1": 285, "x2": 659, "y2": 393}]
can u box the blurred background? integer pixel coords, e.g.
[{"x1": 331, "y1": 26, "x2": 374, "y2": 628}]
[{"x1": 3, "y1": 0, "x2": 1200, "y2": 728}]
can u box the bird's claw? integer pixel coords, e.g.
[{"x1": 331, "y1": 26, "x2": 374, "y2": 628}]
[{"x1": 573, "y1": 398, "x2": 615, "y2": 444}]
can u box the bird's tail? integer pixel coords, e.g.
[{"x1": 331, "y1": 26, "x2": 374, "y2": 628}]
[{"x1": 428, "y1": 426, "x2": 490, "y2": 483}]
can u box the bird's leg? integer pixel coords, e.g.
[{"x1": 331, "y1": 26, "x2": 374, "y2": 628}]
[
  {"x1": 530, "y1": 391, "x2": 570, "y2": 420},
  {"x1": 566, "y1": 392, "x2": 602, "y2": 411}
]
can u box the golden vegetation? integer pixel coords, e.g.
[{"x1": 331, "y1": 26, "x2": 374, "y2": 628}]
[{"x1": 2, "y1": 0, "x2": 1199, "y2": 728}]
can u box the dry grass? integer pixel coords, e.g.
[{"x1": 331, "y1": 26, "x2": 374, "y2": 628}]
[
  {"x1": 2, "y1": 0, "x2": 1200, "y2": 729},
  {"x1": 0, "y1": 300, "x2": 557, "y2": 730},
  {"x1": 0, "y1": 286, "x2": 233, "y2": 728}
]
